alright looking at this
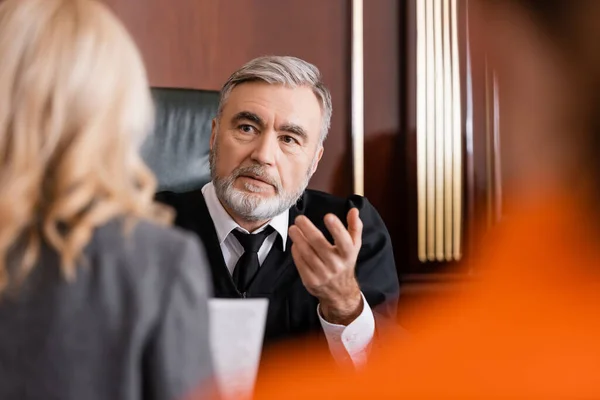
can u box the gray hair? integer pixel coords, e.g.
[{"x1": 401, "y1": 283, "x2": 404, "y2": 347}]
[{"x1": 217, "y1": 55, "x2": 333, "y2": 143}]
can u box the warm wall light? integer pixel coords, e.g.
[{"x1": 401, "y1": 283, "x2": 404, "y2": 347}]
[
  {"x1": 485, "y1": 57, "x2": 502, "y2": 228},
  {"x1": 451, "y1": 0, "x2": 463, "y2": 261},
  {"x1": 443, "y1": 0, "x2": 454, "y2": 262},
  {"x1": 351, "y1": 0, "x2": 364, "y2": 196},
  {"x1": 417, "y1": 0, "x2": 463, "y2": 263},
  {"x1": 416, "y1": 0, "x2": 427, "y2": 261},
  {"x1": 425, "y1": 0, "x2": 436, "y2": 261}
]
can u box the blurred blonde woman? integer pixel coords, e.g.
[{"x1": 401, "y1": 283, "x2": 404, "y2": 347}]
[{"x1": 0, "y1": 0, "x2": 213, "y2": 399}]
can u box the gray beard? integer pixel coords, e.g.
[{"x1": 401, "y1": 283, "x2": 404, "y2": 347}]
[{"x1": 209, "y1": 147, "x2": 312, "y2": 222}]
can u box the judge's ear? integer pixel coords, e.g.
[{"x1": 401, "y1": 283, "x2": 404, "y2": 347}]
[
  {"x1": 310, "y1": 145, "x2": 324, "y2": 176},
  {"x1": 210, "y1": 118, "x2": 218, "y2": 150}
]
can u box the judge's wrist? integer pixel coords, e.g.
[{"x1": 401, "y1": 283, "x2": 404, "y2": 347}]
[{"x1": 319, "y1": 289, "x2": 363, "y2": 326}]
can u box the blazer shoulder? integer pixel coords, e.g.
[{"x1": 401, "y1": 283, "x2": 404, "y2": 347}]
[{"x1": 92, "y1": 218, "x2": 205, "y2": 272}]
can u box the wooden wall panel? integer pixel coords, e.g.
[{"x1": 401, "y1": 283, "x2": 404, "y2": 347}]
[
  {"x1": 331, "y1": 0, "x2": 406, "y2": 270},
  {"x1": 363, "y1": 0, "x2": 409, "y2": 273}
]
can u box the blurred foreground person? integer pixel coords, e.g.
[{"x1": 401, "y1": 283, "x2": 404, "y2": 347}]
[
  {"x1": 0, "y1": 1, "x2": 213, "y2": 399},
  {"x1": 249, "y1": 0, "x2": 600, "y2": 398}
]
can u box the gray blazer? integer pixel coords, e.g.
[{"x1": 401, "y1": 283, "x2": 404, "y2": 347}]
[{"x1": 0, "y1": 218, "x2": 214, "y2": 400}]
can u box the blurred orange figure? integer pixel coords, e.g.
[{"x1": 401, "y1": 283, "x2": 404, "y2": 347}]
[
  {"x1": 252, "y1": 190, "x2": 600, "y2": 398},
  {"x1": 249, "y1": 0, "x2": 600, "y2": 398}
]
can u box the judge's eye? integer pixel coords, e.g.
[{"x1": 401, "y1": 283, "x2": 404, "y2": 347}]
[
  {"x1": 238, "y1": 124, "x2": 256, "y2": 134},
  {"x1": 280, "y1": 135, "x2": 300, "y2": 145}
]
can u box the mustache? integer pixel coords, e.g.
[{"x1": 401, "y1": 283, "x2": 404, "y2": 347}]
[{"x1": 232, "y1": 164, "x2": 281, "y2": 190}]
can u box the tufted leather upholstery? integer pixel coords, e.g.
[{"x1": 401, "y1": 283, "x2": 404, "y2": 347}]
[{"x1": 141, "y1": 87, "x2": 219, "y2": 193}]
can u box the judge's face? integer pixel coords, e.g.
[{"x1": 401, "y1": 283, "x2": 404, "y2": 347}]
[{"x1": 210, "y1": 82, "x2": 324, "y2": 222}]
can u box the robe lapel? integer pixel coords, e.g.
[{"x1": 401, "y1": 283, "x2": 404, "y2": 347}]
[{"x1": 247, "y1": 192, "x2": 306, "y2": 296}]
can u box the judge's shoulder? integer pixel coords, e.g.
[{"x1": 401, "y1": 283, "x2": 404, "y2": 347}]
[
  {"x1": 155, "y1": 187, "x2": 204, "y2": 206},
  {"x1": 300, "y1": 188, "x2": 379, "y2": 225}
]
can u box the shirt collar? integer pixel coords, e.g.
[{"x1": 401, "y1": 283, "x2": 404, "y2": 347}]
[{"x1": 201, "y1": 182, "x2": 289, "y2": 250}]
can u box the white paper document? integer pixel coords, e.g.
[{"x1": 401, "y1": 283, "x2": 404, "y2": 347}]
[{"x1": 208, "y1": 298, "x2": 269, "y2": 400}]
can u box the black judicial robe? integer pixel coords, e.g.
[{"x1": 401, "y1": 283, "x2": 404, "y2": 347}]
[{"x1": 156, "y1": 188, "x2": 400, "y2": 346}]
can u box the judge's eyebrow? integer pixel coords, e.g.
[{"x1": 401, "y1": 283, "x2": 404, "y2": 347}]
[
  {"x1": 231, "y1": 112, "x2": 309, "y2": 141},
  {"x1": 278, "y1": 123, "x2": 308, "y2": 140},
  {"x1": 231, "y1": 111, "x2": 265, "y2": 129}
]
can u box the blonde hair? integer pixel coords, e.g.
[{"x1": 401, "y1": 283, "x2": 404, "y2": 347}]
[{"x1": 0, "y1": 0, "x2": 167, "y2": 292}]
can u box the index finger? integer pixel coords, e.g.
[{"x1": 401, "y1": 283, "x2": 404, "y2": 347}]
[
  {"x1": 346, "y1": 208, "x2": 363, "y2": 247},
  {"x1": 293, "y1": 215, "x2": 334, "y2": 258},
  {"x1": 323, "y1": 213, "x2": 356, "y2": 256}
]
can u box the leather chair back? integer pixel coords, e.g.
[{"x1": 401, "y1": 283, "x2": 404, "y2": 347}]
[{"x1": 141, "y1": 87, "x2": 219, "y2": 193}]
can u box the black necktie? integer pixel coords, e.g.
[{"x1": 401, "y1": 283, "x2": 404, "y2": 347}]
[{"x1": 231, "y1": 225, "x2": 275, "y2": 294}]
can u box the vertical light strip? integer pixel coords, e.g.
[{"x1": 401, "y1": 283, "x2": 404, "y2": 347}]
[
  {"x1": 433, "y1": 0, "x2": 445, "y2": 261},
  {"x1": 442, "y1": 0, "x2": 453, "y2": 261},
  {"x1": 451, "y1": 0, "x2": 462, "y2": 261},
  {"x1": 425, "y1": 0, "x2": 436, "y2": 260},
  {"x1": 416, "y1": 0, "x2": 427, "y2": 262},
  {"x1": 484, "y1": 57, "x2": 493, "y2": 228},
  {"x1": 418, "y1": 0, "x2": 464, "y2": 263},
  {"x1": 492, "y1": 70, "x2": 502, "y2": 222},
  {"x1": 463, "y1": 0, "x2": 474, "y2": 264},
  {"x1": 351, "y1": 0, "x2": 364, "y2": 196}
]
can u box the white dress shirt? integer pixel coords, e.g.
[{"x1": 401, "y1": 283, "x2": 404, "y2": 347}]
[{"x1": 201, "y1": 182, "x2": 375, "y2": 367}]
